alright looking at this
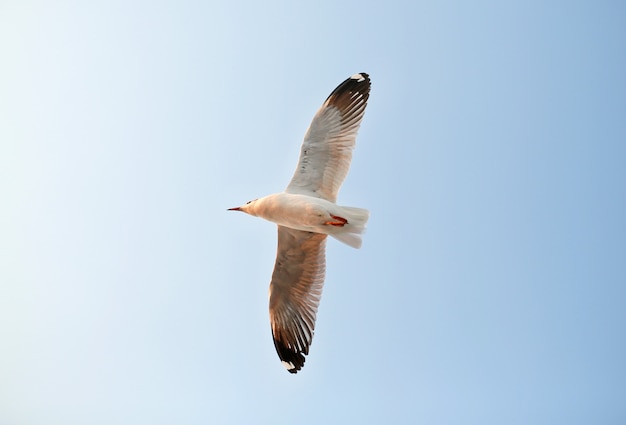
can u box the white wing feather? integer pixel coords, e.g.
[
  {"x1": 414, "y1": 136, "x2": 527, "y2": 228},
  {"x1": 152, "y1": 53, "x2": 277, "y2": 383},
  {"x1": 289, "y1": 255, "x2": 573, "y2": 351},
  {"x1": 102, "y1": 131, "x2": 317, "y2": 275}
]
[{"x1": 285, "y1": 73, "x2": 371, "y2": 202}]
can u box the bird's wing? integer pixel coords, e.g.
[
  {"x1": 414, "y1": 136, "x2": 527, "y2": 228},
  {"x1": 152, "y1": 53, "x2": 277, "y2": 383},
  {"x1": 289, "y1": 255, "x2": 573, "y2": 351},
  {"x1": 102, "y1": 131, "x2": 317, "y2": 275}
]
[
  {"x1": 285, "y1": 73, "x2": 371, "y2": 202},
  {"x1": 269, "y1": 226, "x2": 327, "y2": 373}
]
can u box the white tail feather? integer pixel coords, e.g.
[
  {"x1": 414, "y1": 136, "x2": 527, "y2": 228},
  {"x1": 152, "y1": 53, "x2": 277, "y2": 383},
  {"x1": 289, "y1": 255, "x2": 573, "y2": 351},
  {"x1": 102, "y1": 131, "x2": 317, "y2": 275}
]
[{"x1": 330, "y1": 206, "x2": 369, "y2": 249}]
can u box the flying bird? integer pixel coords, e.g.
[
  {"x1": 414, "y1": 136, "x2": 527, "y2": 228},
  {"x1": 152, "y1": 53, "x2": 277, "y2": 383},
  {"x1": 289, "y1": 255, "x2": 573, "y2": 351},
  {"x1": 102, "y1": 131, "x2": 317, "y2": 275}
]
[{"x1": 228, "y1": 73, "x2": 371, "y2": 373}]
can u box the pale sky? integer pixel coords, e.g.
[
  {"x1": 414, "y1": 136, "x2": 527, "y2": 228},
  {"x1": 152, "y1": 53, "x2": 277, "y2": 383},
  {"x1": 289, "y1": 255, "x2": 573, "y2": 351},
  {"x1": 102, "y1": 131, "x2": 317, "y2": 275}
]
[{"x1": 1, "y1": 0, "x2": 625, "y2": 424}]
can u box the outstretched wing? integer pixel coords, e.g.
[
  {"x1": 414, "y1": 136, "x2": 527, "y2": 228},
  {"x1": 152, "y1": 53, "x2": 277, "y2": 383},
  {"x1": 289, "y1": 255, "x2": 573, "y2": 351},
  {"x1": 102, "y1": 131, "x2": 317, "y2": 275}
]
[
  {"x1": 286, "y1": 73, "x2": 371, "y2": 202},
  {"x1": 269, "y1": 226, "x2": 327, "y2": 373}
]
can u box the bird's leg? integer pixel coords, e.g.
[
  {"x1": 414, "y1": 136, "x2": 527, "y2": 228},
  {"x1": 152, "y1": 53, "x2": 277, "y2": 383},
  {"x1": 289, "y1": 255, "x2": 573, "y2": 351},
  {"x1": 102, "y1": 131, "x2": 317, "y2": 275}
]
[{"x1": 324, "y1": 214, "x2": 348, "y2": 227}]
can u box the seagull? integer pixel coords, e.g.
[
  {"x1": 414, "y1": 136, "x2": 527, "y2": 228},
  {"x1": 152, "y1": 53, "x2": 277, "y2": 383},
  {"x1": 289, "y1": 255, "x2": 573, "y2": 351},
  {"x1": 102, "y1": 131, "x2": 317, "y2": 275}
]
[{"x1": 228, "y1": 73, "x2": 371, "y2": 373}]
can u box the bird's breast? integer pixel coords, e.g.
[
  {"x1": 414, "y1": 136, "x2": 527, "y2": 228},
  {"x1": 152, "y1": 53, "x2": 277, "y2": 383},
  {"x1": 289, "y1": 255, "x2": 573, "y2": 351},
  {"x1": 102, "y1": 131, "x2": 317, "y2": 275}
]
[{"x1": 255, "y1": 193, "x2": 337, "y2": 232}]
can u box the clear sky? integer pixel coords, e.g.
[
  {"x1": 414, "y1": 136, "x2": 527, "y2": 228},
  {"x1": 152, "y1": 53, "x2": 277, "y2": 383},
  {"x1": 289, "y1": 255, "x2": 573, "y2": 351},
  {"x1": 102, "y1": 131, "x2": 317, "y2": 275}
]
[{"x1": 1, "y1": 0, "x2": 625, "y2": 424}]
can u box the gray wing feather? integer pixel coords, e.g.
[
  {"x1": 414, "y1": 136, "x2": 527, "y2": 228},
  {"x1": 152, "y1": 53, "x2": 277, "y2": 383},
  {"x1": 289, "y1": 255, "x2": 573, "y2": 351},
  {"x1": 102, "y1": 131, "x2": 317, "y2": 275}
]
[{"x1": 269, "y1": 226, "x2": 327, "y2": 373}]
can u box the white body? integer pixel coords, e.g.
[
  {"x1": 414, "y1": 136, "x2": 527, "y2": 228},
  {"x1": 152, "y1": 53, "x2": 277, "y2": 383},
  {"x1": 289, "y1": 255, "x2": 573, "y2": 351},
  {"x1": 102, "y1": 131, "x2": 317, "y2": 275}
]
[{"x1": 241, "y1": 192, "x2": 369, "y2": 248}]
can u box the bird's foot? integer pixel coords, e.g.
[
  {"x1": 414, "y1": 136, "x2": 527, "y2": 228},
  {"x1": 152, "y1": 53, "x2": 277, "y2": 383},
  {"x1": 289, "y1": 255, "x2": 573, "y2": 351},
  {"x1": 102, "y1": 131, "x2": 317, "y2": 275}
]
[{"x1": 325, "y1": 215, "x2": 348, "y2": 227}]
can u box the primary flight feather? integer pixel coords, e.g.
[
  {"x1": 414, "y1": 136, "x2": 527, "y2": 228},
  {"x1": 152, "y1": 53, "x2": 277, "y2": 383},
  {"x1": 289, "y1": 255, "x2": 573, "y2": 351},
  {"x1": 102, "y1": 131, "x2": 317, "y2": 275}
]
[{"x1": 228, "y1": 73, "x2": 371, "y2": 373}]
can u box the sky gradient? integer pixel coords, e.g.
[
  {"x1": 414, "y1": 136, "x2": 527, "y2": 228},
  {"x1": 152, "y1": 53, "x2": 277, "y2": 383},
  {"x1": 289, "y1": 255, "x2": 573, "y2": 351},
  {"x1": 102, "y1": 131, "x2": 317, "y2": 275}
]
[{"x1": 1, "y1": 0, "x2": 625, "y2": 424}]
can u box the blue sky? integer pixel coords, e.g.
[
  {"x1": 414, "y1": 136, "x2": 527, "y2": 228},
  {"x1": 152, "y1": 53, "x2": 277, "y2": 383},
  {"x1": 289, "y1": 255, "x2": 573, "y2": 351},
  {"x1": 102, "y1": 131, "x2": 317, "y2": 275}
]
[{"x1": 1, "y1": 0, "x2": 625, "y2": 424}]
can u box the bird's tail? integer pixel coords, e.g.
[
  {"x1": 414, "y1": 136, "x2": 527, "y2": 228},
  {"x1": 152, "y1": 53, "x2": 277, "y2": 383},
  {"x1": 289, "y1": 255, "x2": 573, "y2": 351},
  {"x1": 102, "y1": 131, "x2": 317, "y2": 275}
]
[{"x1": 330, "y1": 206, "x2": 369, "y2": 249}]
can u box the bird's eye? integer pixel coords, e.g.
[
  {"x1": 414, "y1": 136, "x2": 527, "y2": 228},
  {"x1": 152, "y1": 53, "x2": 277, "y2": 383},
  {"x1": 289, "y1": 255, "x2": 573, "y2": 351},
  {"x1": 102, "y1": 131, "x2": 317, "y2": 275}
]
[{"x1": 246, "y1": 200, "x2": 253, "y2": 205}]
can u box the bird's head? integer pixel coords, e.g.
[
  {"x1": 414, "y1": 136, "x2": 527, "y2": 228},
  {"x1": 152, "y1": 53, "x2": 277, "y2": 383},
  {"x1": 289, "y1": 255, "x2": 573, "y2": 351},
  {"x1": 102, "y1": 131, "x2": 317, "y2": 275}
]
[{"x1": 228, "y1": 199, "x2": 259, "y2": 216}]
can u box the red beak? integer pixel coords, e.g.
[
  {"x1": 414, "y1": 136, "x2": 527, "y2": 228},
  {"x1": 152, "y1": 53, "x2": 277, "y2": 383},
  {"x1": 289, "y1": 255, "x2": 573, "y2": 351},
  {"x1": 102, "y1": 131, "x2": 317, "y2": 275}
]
[{"x1": 228, "y1": 207, "x2": 241, "y2": 211}]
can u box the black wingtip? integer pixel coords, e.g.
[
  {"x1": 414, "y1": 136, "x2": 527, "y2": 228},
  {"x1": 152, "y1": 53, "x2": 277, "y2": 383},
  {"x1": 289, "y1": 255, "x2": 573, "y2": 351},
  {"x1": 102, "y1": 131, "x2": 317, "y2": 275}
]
[
  {"x1": 273, "y1": 336, "x2": 306, "y2": 374},
  {"x1": 324, "y1": 72, "x2": 371, "y2": 105}
]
